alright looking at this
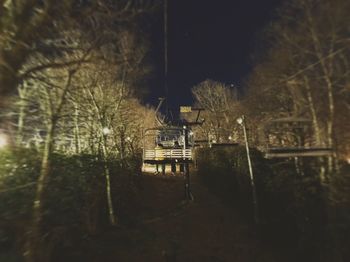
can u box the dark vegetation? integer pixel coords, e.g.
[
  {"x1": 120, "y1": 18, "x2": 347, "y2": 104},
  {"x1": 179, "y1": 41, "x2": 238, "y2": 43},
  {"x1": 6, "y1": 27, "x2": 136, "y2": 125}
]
[
  {"x1": 0, "y1": 147, "x2": 285, "y2": 262},
  {"x1": 196, "y1": 146, "x2": 350, "y2": 262},
  {"x1": 0, "y1": 148, "x2": 141, "y2": 261},
  {"x1": 3, "y1": 146, "x2": 349, "y2": 261}
]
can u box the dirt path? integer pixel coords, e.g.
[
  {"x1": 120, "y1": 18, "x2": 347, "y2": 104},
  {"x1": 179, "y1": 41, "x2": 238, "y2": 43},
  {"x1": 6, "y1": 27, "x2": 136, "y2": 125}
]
[{"x1": 82, "y1": 173, "x2": 281, "y2": 262}]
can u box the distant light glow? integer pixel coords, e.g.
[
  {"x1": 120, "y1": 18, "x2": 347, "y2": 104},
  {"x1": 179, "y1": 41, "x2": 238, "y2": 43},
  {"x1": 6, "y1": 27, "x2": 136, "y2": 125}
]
[
  {"x1": 236, "y1": 117, "x2": 243, "y2": 125},
  {"x1": 347, "y1": 158, "x2": 350, "y2": 164},
  {"x1": 126, "y1": 136, "x2": 131, "y2": 141},
  {"x1": 102, "y1": 127, "x2": 110, "y2": 135},
  {"x1": 228, "y1": 136, "x2": 232, "y2": 140},
  {"x1": 0, "y1": 134, "x2": 8, "y2": 148}
]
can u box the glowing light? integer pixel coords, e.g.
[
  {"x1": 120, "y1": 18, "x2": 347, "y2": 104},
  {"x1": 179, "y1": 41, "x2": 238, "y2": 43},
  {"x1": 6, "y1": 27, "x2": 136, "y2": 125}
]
[
  {"x1": 102, "y1": 127, "x2": 110, "y2": 135},
  {"x1": 0, "y1": 134, "x2": 8, "y2": 148},
  {"x1": 126, "y1": 136, "x2": 131, "y2": 141},
  {"x1": 236, "y1": 117, "x2": 243, "y2": 125},
  {"x1": 347, "y1": 158, "x2": 350, "y2": 164},
  {"x1": 228, "y1": 136, "x2": 232, "y2": 140}
]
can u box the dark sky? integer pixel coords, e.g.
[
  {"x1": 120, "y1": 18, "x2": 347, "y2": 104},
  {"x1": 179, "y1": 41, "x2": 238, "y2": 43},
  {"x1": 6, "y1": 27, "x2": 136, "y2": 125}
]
[{"x1": 146, "y1": 0, "x2": 283, "y2": 109}]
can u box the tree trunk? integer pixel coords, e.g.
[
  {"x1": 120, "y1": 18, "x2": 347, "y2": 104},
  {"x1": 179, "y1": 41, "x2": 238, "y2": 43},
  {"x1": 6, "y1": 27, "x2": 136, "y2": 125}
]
[
  {"x1": 24, "y1": 120, "x2": 55, "y2": 262},
  {"x1": 74, "y1": 103, "x2": 81, "y2": 154},
  {"x1": 24, "y1": 69, "x2": 74, "y2": 262},
  {"x1": 306, "y1": 6, "x2": 336, "y2": 173},
  {"x1": 101, "y1": 134, "x2": 117, "y2": 225},
  {"x1": 16, "y1": 85, "x2": 27, "y2": 146},
  {"x1": 120, "y1": 129, "x2": 126, "y2": 165},
  {"x1": 303, "y1": 75, "x2": 327, "y2": 182}
]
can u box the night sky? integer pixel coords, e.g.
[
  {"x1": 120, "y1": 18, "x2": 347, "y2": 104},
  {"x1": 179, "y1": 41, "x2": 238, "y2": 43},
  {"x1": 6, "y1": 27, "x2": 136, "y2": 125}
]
[{"x1": 147, "y1": 0, "x2": 283, "y2": 109}]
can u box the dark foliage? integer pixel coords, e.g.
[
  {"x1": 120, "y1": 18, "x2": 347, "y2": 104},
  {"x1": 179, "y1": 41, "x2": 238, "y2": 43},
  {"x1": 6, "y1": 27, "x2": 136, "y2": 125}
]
[
  {"x1": 196, "y1": 146, "x2": 349, "y2": 261},
  {"x1": 0, "y1": 148, "x2": 141, "y2": 261}
]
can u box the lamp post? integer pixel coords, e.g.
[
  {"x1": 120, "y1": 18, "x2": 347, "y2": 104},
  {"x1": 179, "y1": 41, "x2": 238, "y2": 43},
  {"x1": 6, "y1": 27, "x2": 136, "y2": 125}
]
[
  {"x1": 183, "y1": 125, "x2": 193, "y2": 200},
  {"x1": 237, "y1": 115, "x2": 259, "y2": 224},
  {"x1": 102, "y1": 127, "x2": 111, "y2": 135},
  {"x1": 101, "y1": 126, "x2": 116, "y2": 225}
]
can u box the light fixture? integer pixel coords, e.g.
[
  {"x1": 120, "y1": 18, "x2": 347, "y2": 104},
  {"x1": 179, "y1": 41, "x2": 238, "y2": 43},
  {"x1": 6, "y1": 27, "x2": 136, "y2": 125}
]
[
  {"x1": 102, "y1": 127, "x2": 110, "y2": 135},
  {"x1": 236, "y1": 116, "x2": 243, "y2": 125}
]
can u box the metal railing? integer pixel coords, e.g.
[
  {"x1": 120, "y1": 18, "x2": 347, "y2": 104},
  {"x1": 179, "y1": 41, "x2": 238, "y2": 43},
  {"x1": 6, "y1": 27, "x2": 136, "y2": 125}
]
[
  {"x1": 265, "y1": 147, "x2": 332, "y2": 158},
  {"x1": 144, "y1": 148, "x2": 192, "y2": 160}
]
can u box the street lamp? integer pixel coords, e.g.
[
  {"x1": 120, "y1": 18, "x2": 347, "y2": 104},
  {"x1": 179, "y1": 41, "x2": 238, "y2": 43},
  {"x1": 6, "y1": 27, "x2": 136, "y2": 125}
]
[
  {"x1": 236, "y1": 115, "x2": 259, "y2": 224},
  {"x1": 102, "y1": 127, "x2": 111, "y2": 135},
  {"x1": 236, "y1": 117, "x2": 243, "y2": 125}
]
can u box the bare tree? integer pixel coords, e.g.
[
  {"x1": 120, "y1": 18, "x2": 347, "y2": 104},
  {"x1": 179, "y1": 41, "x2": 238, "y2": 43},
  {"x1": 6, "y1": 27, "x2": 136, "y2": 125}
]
[
  {"x1": 244, "y1": 0, "x2": 350, "y2": 171},
  {"x1": 1, "y1": 2, "x2": 158, "y2": 260},
  {"x1": 21, "y1": 42, "x2": 92, "y2": 260},
  {"x1": 192, "y1": 79, "x2": 238, "y2": 143},
  {"x1": 0, "y1": 0, "x2": 156, "y2": 102}
]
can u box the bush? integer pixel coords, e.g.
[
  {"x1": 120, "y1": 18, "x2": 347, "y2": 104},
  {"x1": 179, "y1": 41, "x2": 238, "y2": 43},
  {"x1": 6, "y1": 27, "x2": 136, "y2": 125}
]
[
  {"x1": 0, "y1": 148, "x2": 41, "y2": 219},
  {"x1": 0, "y1": 148, "x2": 140, "y2": 260},
  {"x1": 196, "y1": 146, "x2": 269, "y2": 217},
  {"x1": 0, "y1": 148, "x2": 41, "y2": 261},
  {"x1": 195, "y1": 146, "x2": 344, "y2": 261}
]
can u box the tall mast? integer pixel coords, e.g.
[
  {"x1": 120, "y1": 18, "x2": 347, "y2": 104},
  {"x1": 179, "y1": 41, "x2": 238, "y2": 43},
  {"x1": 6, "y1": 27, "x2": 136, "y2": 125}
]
[{"x1": 164, "y1": 0, "x2": 168, "y2": 113}]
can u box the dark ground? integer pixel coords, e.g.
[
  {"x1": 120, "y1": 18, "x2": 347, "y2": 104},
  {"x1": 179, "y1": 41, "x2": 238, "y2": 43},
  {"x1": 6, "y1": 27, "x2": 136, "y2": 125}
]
[{"x1": 60, "y1": 173, "x2": 292, "y2": 262}]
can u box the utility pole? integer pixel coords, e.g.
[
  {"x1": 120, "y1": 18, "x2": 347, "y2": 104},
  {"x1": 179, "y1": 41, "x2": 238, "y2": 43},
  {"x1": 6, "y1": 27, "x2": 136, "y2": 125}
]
[{"x1": 183, "y1": 125, "x2": 193, "y2": 200}]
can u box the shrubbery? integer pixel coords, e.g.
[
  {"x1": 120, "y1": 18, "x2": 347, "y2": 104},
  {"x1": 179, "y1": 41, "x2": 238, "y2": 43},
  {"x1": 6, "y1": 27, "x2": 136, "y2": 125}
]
[
  {"x1": 0, "y1": 148, "x2": 141, "y2": 261},
  {"x1": 196, "y1": 146, "x2": 350, "y2": 261},
  {"x1": 196, "y1": 146, "x2": 269, "y2": 216}
]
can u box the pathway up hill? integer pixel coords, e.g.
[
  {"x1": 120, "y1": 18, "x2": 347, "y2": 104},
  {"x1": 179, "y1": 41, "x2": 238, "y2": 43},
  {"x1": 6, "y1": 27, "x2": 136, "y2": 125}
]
[{"x1": 67, "y1": 173, "x2": 288, "y2": 262}]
